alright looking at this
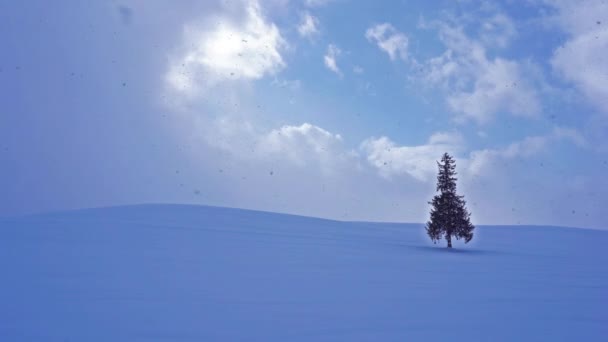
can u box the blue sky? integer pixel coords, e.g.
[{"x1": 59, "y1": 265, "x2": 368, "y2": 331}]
[{"x1": 1, "y1": 0, "x2": 607, "y2": 228}]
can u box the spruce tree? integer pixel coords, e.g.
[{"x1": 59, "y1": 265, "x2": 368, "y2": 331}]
[{"x1": 426, "y1": 153, "x2": 474, "y2": 248}]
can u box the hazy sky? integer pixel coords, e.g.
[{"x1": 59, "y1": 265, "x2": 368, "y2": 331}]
[{"x1": 1, "y1": 0, "x2": 607, "y2": 228}]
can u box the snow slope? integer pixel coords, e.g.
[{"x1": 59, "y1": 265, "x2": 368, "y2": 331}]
[{"x1": 1, "y1": 204, "x2": 607, "y2": 341}]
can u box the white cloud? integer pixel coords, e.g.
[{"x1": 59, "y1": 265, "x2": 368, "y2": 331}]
[
  {"x1": 548, "y1": 0, "x2": 608, "y2": 113},
  {"x1": 479, "y1": 13, "x2": 517, "y2": 49},
  {"x1": 297, "y1": 12, "x2": 320, "y2": 39},
  {"x1": 207, "y1": 119, "x2": 469, "y2": 183},
  {"x1": 304, "y1": 0, "x2": 334, "y2": 7},
  {"x1": 417, "y1": 20, "x2": 542, "y2": 123},
  {"x1": 365, "y1": 23, "x2": 409, "y2": 61},
  {"x1": 271, "y1": 78, "x2": 301, "y2": 91},
  {"x1": 361, "y1": 125, "x2": 586, "y2": 182},
  {"x1": 324, "y1": 44, "x2": 342, "y2": 76},
  {"x1": 428, "y1": 131, "x2": 465, "y2": 145},
  {"x1": 551, "y1": 126, "x2": 588, "y2": 148},
  {"x1": 543, "y1": 0, "x2": 607, "y2": 35},
  {"x1": 467, "y1": 126, "x2": 587, "y2": 175},
  {"x1": 165, "y1": 0, "x2": 285, "y2": 96},
  {"x1": 360, "y1": 132, "x2": 464, "y2": 181},
  {"x1": 256, "y1": 123, "x2": 349, "y2": 172},
  {"x1": 353, "y1": 65, "x2": 364, "y2": 74},
  {"x1": 446, "y1": 58, "x2": 542, "y2": 123},
  {"x1": 468, "y1": 136, "x2": 548, "y2": 176},
  {"x1": 198, "y1": 116, "x2": 352, "y2": 174}
]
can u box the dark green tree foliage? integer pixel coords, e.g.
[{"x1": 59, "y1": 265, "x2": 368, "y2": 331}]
[{"x1": 426, "y1": 153, "x2": 474, "y2": 248}]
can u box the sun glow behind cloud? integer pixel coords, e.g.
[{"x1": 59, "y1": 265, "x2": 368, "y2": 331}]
[{"x1": 166, "y1": 0, "x2": 285, "y2": 96}]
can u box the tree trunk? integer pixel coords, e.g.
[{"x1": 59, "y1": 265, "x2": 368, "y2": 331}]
[{"x1": 447, "y1": 235, "x2": 452, "y2": 248}]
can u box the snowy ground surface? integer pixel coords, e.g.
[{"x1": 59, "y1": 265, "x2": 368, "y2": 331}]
[{"x1": 1, "y1": 204, "x2": 607, "y2": 341}]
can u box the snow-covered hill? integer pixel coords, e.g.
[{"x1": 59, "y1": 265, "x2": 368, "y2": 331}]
[{"x1": 1, "y1": 204, "x2": 606, "y2": 341}]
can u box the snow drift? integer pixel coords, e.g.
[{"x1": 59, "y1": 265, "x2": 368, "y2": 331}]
[{"x1": 1, "y1": 204, "x2": 606, "y2": 341}]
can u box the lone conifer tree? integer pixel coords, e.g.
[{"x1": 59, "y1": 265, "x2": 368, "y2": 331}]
[{"x1": 426, "y1": 153, "x2": 474, "y2": 248}]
